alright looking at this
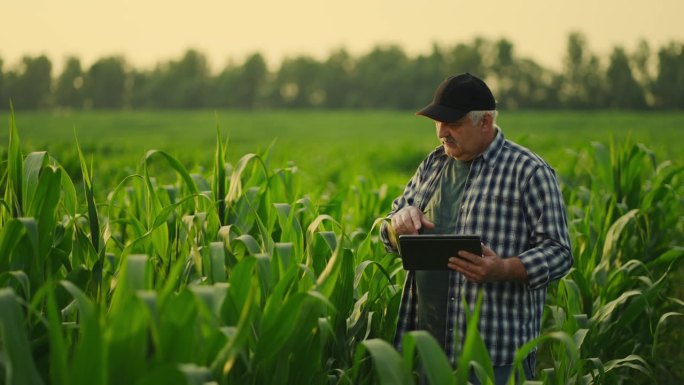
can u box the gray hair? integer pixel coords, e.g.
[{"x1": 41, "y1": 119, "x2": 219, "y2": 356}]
[{"x1": 468, "y1": 110, "x2": 498, "y2": 125}]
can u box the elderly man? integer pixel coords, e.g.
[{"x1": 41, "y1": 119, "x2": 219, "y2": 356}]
[{"x1": 380, "y1": 73, "x2": 573, "y2": 384}]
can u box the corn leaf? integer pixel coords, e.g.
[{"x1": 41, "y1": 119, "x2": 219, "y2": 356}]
[
  {"x1": 0, "y1": 288, "x2": 45, "y2": 385},
  {"x1": 355, "y1": 339, "x2": 412, "y2": 385}
]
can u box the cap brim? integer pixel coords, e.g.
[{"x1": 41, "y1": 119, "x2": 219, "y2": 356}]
[{"x1": 415, "y1": 104, "x2": 468, "y2": 123}]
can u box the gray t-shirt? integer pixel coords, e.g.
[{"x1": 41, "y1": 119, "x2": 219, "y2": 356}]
[{"x1": 415, "y1": 157, "x2": 472, "y2": 348}]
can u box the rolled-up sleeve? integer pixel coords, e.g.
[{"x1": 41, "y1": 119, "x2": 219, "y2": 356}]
[
  {"x1": 379, "y1": 151, "x2": 437, "y2": 252},
  {"x1": 519, "y1": 165, "x2": 573, "y2": 289},
  {"x1": 380, "y1": 176, "x2": 418, "y2": 252}
]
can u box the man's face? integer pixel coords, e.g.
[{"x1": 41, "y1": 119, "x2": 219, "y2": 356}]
[{"x1": 435, "y1": 115, "x2": 489, "y2": 161}]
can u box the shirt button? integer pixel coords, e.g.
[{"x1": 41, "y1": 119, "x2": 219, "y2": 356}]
[
  {"x1": 450, "y1": 297, "x2": 456, "y2": 302},
  {"x1": 448, "y1": 328, "x2": 453, "y2": 332}
]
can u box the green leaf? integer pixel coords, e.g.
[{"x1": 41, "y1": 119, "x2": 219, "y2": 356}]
[
  {"x1": 0, "y1": 219, "x2": 27, "y2": 271},
  {"x1": 213, "y1": 123, "x2": 228, "y2": 225},
  {"x1": 226, "y1": 153, "x2": 268, "y2": 203},
  {"x1": 356, "y1": 339, "x2": 412, "y2": 385},
  {"x1": 402, "y1": 331, "x2": 455, "y2": 385},
  {"x1": 110, "y1": 254, "x2": 150, "y2": 314},
  {"x1": 0, "y1": 288, "x2": 46, "y2": 385},
  {"x1": 28, "y1": 164, "x2": 62, "y2": 258},
  {"x1": 144, "y1": 149, "x2": 199, "y2": 195},
  {"x1": 46, "y1": 281, "x2": 68, "y2": 385},
  {"x1": 5, "y1": 104, "x2": 24, "y2": 217},
  {"x1": 22, "y1": 151, "x2": 49, "y2": 214},
  {"x1": 253, "y1": 291, "x2": 328, "y2": 366},
  {"x1": 209, "y1": 242, "x2": 227, "y2": 283},
  {"x1": 74, "y1": 132, "x2": 101, "y2": 252},
  {"x1": 212, "y1": 283, "x2": 255, "y2": 378},
  {"x1": 455, "y1": 292, "x2": 494, "y2": 385},
  {"x1": 133, "y1": 364, "x2": 187, "y2": 385},
  {"x1": 652, "y1": 311, "x2": 684, "y2": 359},
  {"x1": 59, "y1": 281, "x2": 106, "y2": 385},
  {"x1": 598, "y1": 209, "x2": 638, "y2": 270}
]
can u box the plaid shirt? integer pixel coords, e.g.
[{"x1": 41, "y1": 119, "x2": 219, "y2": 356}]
[{"x1": 380, "y1": 128, "x2": 573, "y2": 366}]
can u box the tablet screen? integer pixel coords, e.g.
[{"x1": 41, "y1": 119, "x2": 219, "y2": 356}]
[{"x1": 398, "y1": 234, "x2": 482, "y2": 270}]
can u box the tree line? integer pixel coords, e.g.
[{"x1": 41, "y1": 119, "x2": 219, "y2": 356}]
[{"x1": 1, "y1": 33, "x2": 683, "y2": 111}]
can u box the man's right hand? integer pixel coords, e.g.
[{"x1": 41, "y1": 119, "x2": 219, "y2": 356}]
[{"x1": 390, "y1": 206, "x2": 435, "y2": 236}]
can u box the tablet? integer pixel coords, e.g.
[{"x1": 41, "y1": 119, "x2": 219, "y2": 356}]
[{"x1": 398, "y1": 234, "x2": 482, "y2": 270}]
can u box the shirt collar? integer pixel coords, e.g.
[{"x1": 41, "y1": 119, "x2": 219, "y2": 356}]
[{"x1": 479, "y1": 126, "x2": 505, "y2": 167}]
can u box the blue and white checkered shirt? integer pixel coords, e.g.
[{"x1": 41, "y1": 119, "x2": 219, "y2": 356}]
[{"x1": 380, "y1": 127, "x2": 573, "y2": 366}]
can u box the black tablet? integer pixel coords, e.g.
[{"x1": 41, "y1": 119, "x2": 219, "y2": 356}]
[{"x1": 398, "y1": 234, "x2": 482, "y2": 270}]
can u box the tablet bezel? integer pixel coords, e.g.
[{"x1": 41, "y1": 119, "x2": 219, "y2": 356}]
[{"x1": 397, "y1": 234, "x2": 482, "y2": 270}]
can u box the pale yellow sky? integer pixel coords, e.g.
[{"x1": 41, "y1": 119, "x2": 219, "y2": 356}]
[{"x1": 2, "y1": 0, "x2": 683, "y2": 73}]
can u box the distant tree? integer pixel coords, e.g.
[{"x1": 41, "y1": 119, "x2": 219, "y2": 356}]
[
  {"x1": 606, "y1": 47, "x2": 647, "y2": 109},
  {"x1": 651, "y1": 42, "x2": 684, "y2": 109},
  {"x1": 319, "y1": 49, "x2": 355, "y2": 108},
  {"x1": 170, "y1": 49, "x2": 211, "y2": 108},
  {"x1": 128, "y1": 69, "x2": 151, "y2": 109},
  {"x1": 560, "y1": 32, "x2": 606, "y2": 108},
  {"x1": 85, "y1": 56, "x2": 127, "y2": 109},
  {"x1": 209, "y1": 54, "x2": 268, "y2": 109},
  {"x1": 4, "y1": 55, "x2": 53, "y2": 109},
  {"x1": 234, "y1": 53, "x2": 268, "y2": 109},
  {"x1": 448, "y1": 39, "x2": 486, "y2": 77},
  {"x1": 403, "y1": 44, "x2": 449, "y2": 110},
  {"x1": 508, "y1": 59, "x2": 562, "y2": 109},
  {"x1": 631, "y1": 40, "x2": 654, "y2": 106},
  {"x1": 208, "y1": 61, "x2": 240, "y2": 108},
  {"x1": 140, "y1": 65, "x2": 170, "y2": 108},
  {"x1": 55, "y1": 57, "x2": 86, "y2": 109},
  {"x1": 631, "y1": 41, "x2": 652, "y2": 86},
  {"x1": 270, "y1": 55, "x2": 324, "y2": 108},
  {"x1": 143, "y1": 49, "x2": 211, "y2": 108},
  {"x1": 354, "y1": 45, "x2": 410, "y2": 108},
  {"x1": 490, "y1": 38, "x2": 517, "y2": 108}
]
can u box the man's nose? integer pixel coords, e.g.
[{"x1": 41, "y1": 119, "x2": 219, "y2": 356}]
[{"x1": 436, "y1": 121, "x2": 449, "y2": 137}]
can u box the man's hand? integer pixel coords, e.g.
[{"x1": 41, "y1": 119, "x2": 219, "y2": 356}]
[
  {"x1": 391, "y1": 206, "x2": 434, "y2": 235},
  {"x1": 447, "y1": 244, "x2": 527, "y2": 283},
  {"x1": 388, "y1": 206, "x2": 435, "y2": 248}
]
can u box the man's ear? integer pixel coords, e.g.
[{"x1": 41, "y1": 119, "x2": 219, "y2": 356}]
[{"x1": 481, "y1": 112, "x2": 494, "y2": 131}]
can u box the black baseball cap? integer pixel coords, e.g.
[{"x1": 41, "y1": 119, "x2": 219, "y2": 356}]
[{"x1": 416, "y1": 73, "x2": 496, "y2": 123}]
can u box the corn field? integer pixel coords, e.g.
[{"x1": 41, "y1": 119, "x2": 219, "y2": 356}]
[{"x1": 0, "y1": 109, "x2": 683, "y2": 385}]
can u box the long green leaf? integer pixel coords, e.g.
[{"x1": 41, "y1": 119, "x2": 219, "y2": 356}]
[
  {"x1": 0, "y1": 288, "x2": 45, "y2": 385},
  {"x1": 60, "y1": 280, "x2": 106, "y2": 385},
  {"x1": 402, "y1": 331, "x2": 455, "y2": 385},
  {"x1": 45, "y1": 280, "x2": 68, "y2": 385},
  {"x1": 74, "y1": 132, "x2": 101, "y2": 252},
  {"x1": 356, "y1": 339, "x2": 413, "y2": 385},
  {"x1": 0, "y1": 219, "x2": 26, "y2": 271},
  {"x1": 22, "y1": 151, "x2": 48, "y2": 214},
  {"x1": 5, "y1": 104, "x2": 24, "y2": 218},
  {"x1": 213, "y1": 123, "x2": 228, "y2": 224},
  {"x1": 455, "y1": 292, "x2": 494, "y2": 385}
]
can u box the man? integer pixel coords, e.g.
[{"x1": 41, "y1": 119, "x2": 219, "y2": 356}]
[{"x1": 380, "y1": 73, "x2": 573, "y2": 384}]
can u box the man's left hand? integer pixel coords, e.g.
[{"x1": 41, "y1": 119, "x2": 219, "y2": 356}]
[{"x1": 447, "y1": 244, "x2": 527, "y2": 283}]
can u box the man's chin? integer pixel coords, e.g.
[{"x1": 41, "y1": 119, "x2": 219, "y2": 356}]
[{"x1": 444, "y1": 146, "x2": 461, "y2": 159}]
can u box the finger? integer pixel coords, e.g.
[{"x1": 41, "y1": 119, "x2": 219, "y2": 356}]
[
  {"x1": 392, "y1": 210, "x2": 418, "y2": 234},
  {"x1": 421, "y1": 216, "x2": 435, "y2": 229},
  {"x1": 449, "y1": 261, "x2": 480, "y2": 282},
  {"x1": 447, "y1": 258, "x2": 466, "y2": 273},
  {"x1": 481, "y1": 243, "x2": 496, "y2": 257},
  {"x1": 408, "y1": 208, "x2": 423, "y2": 232},
  {"x1": 457, "y1": 250, "x2": 483, "y2": 264}
]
